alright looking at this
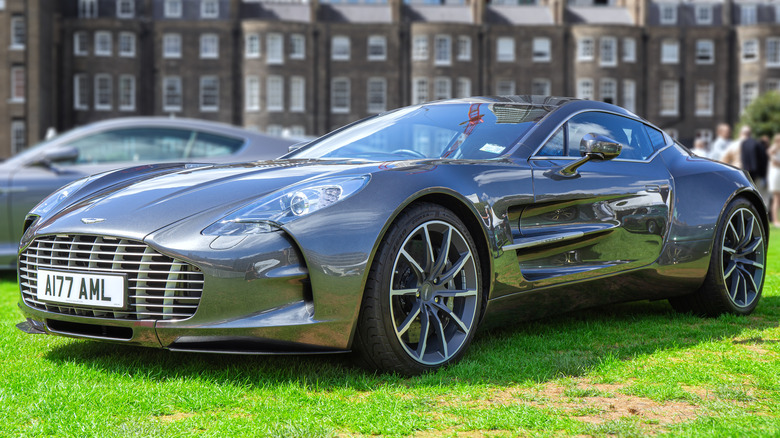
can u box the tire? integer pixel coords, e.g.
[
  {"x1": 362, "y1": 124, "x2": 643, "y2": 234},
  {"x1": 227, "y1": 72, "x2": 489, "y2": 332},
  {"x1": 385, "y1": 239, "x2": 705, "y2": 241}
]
[
  {"x1": 669, "y1": 197, "x2": 766, "y2": 317},
  {"x1": 352, "y1": 203, "x2": 483, "y2": 375}
]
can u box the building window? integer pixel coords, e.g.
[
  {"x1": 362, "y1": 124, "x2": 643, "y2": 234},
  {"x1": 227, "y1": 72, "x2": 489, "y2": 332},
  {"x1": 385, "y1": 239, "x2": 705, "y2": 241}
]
[
  {"x1": 456, "y1": 77, "x2": 471, "y2": 98},
  {"x1": 741, "y1": 82, "x2": 758, "y2": 112},
  {"x1": 660, "y1": 80, "x2": 679, "y2": 116},
  {"x1": 600, "y1": 78, "x2": 617, "y2": 104},
  {"x1": 163, "y1": 76, "x2": 182, "y2": 112},
  {"x1": 457, "y1": 36, "x2": 471, "y2": 61},
  {"x1": 412, "y1": 35, "x2": 428, "y2": 60},
  {"x1": 200, "y1": 34, "x2": 219, "y2": 59},
  {"x1": 289, "y1": 126, "x2": 305, "y2": 138},
  {"x1": 533, "y1": 37, "x2": 551, "y2": 62},
  {"x1": 79, "y1": 0, "x2": 98, "y2": 18},
  {"x1": 767, "y1": 78, "x2": 780, "y2": 91},
  {"x1": 623, "y1": 79, "x2": 636, "y2": 113},
  {"x1": 200, "y1": 76, "x2": 219, "y2": 112},
  {"x1": 695, "y1": 4, "x2": 712, "y2": 24},
  {"x1": 165, "y1": 0, "x2": 182, "y2": 18},
  {"x1": 577, "y1": 37, "x2": 594, "y2": 61},
  {"x1": 74, "y1": 74, "x2": 89, "y2": 110},
  {"x1": 532, "y1": 78, "x2": 551, "y2": 96},
  {"x1": 696, "y1": 39, "x2": 714, "y2": 64},
  {"x1": 412, "y1": 77, "x2": 428, "y2": 104},
  {"x1": 95, "y1": 31, "x2": 112, "y2": 56},
  {"x1": 290, "y1": 76, "x2": 305, "y2": 112},
  {"x1": 245, "y1": 76, "x2": 260, "y2": 111},
  {"x1": 600, "y1": 36, "x2": 617, "y2": 67},
  {"x1": 767, "y1": 38, "x2": 780, "y2": 67},
  {"x1": 245, "y1": 34, "x2": 260, "y2": 58},
  {"x1": 331, "y1": 78, "x2": 350, "y2": 113},
  {"x1": 433, "y1": 77, "x2": 451, "y2": 100},
  {"x1": 117, "y1": 0, "x2": 134, "y2": 18},
  {"x1": 267, "y1": 125, "x2": 283, "y2": 137},
  {"x1": 496, "y1": 37, "x2": 515, "y2": 62},
  {"x1": 496, "y1": 80, "x2": 515, "y2": 95},
  {"x1": 661, "y1": 39, "x2": 679, "y2": 64},
  {"x1": 290, "y1": 34, "x2": 305, "y2": 60},
  {"x1": 434, "y1": 35, "x2": 452, "y2": 66},
  {"x1": 0, "y1": 0, "x2": 5, "y2": 10},
  {"x1": 660, "y1": 4, "x2": 677, "y2": 25},
  {"x1": 776, "y1": 4, "x2": 780, "y2": 24},
  {"x1": 741, "y1": 4, "x2": 757, "y2": 25},
  {"x1": 94, "y1": 74, "x2": 112, "y2": 111},
  {"x1": 74, "y1": 31, "x2": 88, "y2": 55},
  {"x1": 742, "y1": 39, "x2": 759, "y2": 62},
  {"x1": 267, "y1": 33, "x2": 283, "y2": 64},
  {"x1": 11, "y1": 120, "x2": 25, "y2": 154},
  {"x1": 623, "y1": 38, "x2": 636, "y2": 62},
  {"x1": 267, "y1": 76, "x2": 284, "y2": 111},
  {"x1": 119, "y1": 75, "x2": 135, "y2": 111},
  {"x1": 201, "y1": 0, "x2": 218, "y2": 18},
  {"x1": 10, "y1": 15, "x2": 24, "y2": 49},
  {"x1": 163, "y1": 34, "x2": 181, "y2": 58},
  {"x1": 367, "y1": 35, "x2": 387, "y2": 61},
  {"x1": 576, "y1": 78, "x2": 593, "y2": 100},
  {"x1": 332, "y1": 36, "x2": 350, "y2": 61},
  {"x1": 695, "y1": 81, "x2": 714, "y2": 116},
  {"x1": 367, "y1": 77, "x2": 387, "y2": 113},
  {"x1": 10, "y1": 66, "x2": 24, "y2": 102},
  {"x1": 119, "y1": 32, "x2": 135, "y2": 57}
]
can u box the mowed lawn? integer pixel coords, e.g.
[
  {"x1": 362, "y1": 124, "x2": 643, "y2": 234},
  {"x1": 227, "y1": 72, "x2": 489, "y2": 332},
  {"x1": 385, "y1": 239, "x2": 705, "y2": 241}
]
[{"x1": 1, "y1": 233, "x2": 779, "y2": 437}]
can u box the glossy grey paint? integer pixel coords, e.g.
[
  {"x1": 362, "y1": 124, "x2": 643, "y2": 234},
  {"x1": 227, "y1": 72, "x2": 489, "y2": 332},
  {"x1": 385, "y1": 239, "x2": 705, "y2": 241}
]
[
  {"x1": 16, "y1": 97, "x2": 767, "y2": 354},
  {"x1": 0, "y1": 117, "x2": 295, "y2": 269}
]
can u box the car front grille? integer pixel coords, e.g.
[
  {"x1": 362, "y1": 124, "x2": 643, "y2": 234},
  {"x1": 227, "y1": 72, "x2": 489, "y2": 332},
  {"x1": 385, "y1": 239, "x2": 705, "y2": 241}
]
[{"x1": 19, "y1": 235, "x2": 203, "y2": 321}]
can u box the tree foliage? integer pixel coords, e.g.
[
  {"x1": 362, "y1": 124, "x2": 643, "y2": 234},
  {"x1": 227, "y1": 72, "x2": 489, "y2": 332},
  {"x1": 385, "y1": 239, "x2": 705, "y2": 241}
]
[{"x1": 738, "y1": 91, "x2": 780, "y2": 139}]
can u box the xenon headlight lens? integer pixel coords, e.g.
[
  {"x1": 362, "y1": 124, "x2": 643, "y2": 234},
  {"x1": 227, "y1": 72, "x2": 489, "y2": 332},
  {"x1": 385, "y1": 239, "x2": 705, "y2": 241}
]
[
  {"x1": 30, "y1": 175, "x2": 94, "y2": 216},
  {"x1": 202, "y1": 175, "x2": 370, "y2": 236}
]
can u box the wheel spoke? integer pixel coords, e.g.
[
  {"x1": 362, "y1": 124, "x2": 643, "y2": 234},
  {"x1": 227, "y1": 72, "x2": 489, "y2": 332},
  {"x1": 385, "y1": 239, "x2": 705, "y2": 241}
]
[
  {"x1": 436, "y1": 288, "x2": 478, "y2": 299},
  {"x1": 390, "y1": 287, "x2": 418, "y2": 297},
  {"x1": 432, "y1": 301, "x2": 470, "y2": 333},
  {"x1": 729, "y1": 271, "x2": 741, "y2": 301},
  {"x1": 423, "y1": 225, "x2": 435, "y2": 274},
  {"x1": 737, "y1": 265, "x2": 759, "y2": 295},
  {"x1": 741, "y1": 215, "x2": 755, "y2": 248},
  {"x1": 727, "y1": 221, "x2": 739, "y2": 244},
  {"x1": 430, "y1": 310, "x2": 449, "y2": 359},
  {"x1": 722, "y1": 245, "x2": 737, "y2": 255},
  {"x1": 430, "y1": 226, "x2": 452, "y2": 279},
  {"x1": 740, "y1": 258, "x2": 764, "y2": 270},
  {"x1": 738, "y1": 271, "x2": 749, "y2": 305},
  {"x1": 438, "y1": 251, "x2": 472, "y2": 285},
  {"x1": 416, "y1": 307, "x2": 430, "y2": 358},
  {"x1": 396, "y1": 301, "x2": 421, "y2": 337},
  {"x1": 400, "y1": 249, "x2": 424, "y2": 282},
  {"x1": 723, "y1": 260, "x2": 737, "y2": 279},
  {"x1": 742, "y1": 236, "x2": 763, "y2": 256}
]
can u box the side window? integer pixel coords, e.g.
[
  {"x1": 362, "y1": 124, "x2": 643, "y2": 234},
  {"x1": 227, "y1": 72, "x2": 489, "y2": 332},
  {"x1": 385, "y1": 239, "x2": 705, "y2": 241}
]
[
  {"x1": 645, "y1": 125, "x2": 668, "y2": 150},
  {"x1": 187, "y1": 131, "x2": 245, "y2": 158},
  {"x1": 64, "y1": 128, "x2": 194, "y2": 164},
  {"x1": 565, "y1": 112, "x2": 655, "y2": 161},
  {"x1": 537, "y1": 126, "x2": 565, "y2": 156}
]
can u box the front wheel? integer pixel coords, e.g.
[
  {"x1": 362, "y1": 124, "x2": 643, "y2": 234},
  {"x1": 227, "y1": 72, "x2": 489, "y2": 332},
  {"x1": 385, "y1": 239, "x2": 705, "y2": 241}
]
[
  {"x1": 352, "y1": 203, "x2": 483, "y2": 375},
  {"x1": 669, "y1": 197, "x2": 766, "y2": 316}
]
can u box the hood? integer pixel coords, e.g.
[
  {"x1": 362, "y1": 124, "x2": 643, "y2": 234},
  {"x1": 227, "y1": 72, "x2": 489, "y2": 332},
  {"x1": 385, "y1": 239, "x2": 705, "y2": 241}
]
[{"x1": 29, "y1": 160, "x2": 376, "y2": 240}]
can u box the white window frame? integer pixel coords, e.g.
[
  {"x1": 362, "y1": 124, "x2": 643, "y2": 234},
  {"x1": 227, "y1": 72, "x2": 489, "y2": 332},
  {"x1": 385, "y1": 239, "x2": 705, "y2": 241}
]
[
  {"x1": 456, "y1": 77, "x2": 471, "y2": 98},
  {"x1": 119, "y1": 74, "x2": 135, "y2": 111},
  {"x1": 532, "y1": 78, "x2": 551, "y2": 96},
  {"x1": 164, "y1": 0, "x2": 182, "y2": 18},
  {"x1": 412, "y1": 77, "x2": 428, "y2": 104},
  {"x1": 290, "y1": 34, "x2": 305, "y2": 60},
  {"x1": 119, "y1": 32, "x2": 135, "y2": 57},
  {"x1": 10, "y1": 15, "x2": 24, "y2": 50},
  {"x1": 741, "y1": 4, "x2": 757, "y2": 25},
  {"x1": 742, "y1": 39, "x2": 759, "y2": 63},
  {"x1": 331, "y1": 77, "x2": 350, "y2": 114},
  {"x1": 623, "y1": 38, "x2": 636, "y2": 63},
  {"x1": 79, "y1": 0, "x2": 98, "y2": 18},
  {"x1": 623, "y1": 79, "x2": 636, "y2": 113},
  {"x1": 163, "y1": 34, "x2": 181, "y2": 59},
  {"x1": 162, "y1": 76, "x2": 183, "y2": 112},
  {"x1": 10, "y1": 66, "x2": 25, "y2": 103},
  {"x1": 245, "y1": 76, "x2": 260, "y2": 112},
  {"x1": 245, "y1": 34, "x2": 260, "y2": 59},
  {"x1": 201, "y1": 0, "x2": 219, "y2": 19},
  {"x1": 695, "y1": 81, "x2": 714, "y2": 117},
  {"x1": 94, "y1": 73, "x2": 112, "y2": 111},
  {"x1": 600, "y1": 78, "x2": 617, "y2": 104},
  {"x1": 695, "y1": 4, "x2": 712, "y2": 25},
  {"x1": 367, "y1": 35, "x2": 387, "y2": 61},
  {"x1": 11, "y1": 120, "x2": 26, "y2": 154},
  {"x1": 532, "y1": 37, "x2": 551, "y2": 62},
  {"x1": 457, "y1": 36, "x2": 471, "y2": 61},
  {"x1": 95, "y1": 31, "x2": 112, "y2": 56},
  {"x1": 660, "y1": 4, "x2": 677, "y2": 25},
  {"x1": 741, "y1": 82, "x2": 758, "y2": 113},
  {"x1": 577, "y1": 37, "x2": 594, "y2": 61},
  {"x1": 290, "y1": 76, "x2": 305, "y2": 112},
  {"x1": 434, "y1": 35, "x2": 452, "y2": 66},
  {"x1": 433, "y1": 77, "x2": 452, "y2": 100},
  {"x1": 660, "y1": 80, "x2": 679, "y2": 116},
  {"x1": 200, "y1": 34, "x2": 219, "y2": 59},
  {"x1": 599, "y1": 36, "x2": 617, "y2": 67},
  {"x1": 412, "y1": 35, "x2": 428, "y2": 61},
  {"x1": 74, "y1": 74, "x2": 89, "y2": 110},
  {"x1": 267, "y1": 33, "x2": 284, "y2": 65},
  {"x1": 661, "y1": 39, "x2": 679, "y2": 64},
  {"x1": 116, "y1": 0, "x2": 134, "y2": 18},
  {"x1": 496, "y1": 37, "x2": 515, "y2": 62},
  {"x1": 199, "y1": 76, "x2": 219, "y2": 112},
  {"x1": 576, "y1": 78, "x2": 594, "y2": 100},
  {"x1": 367, "y1": 77, "x2": 387, "y2": 114},
  {"x1": 74, "y1": 31, "x2": 88, "y2": 56},
  {"x1": 767, "y1": 38, "x2": 780, "y2": 67},
  {"x1": 696, "y1": 39, "x2": 714, "y2": 64},
  {"x1": 331, "y1": 36, "x2": 350, "y2": 61},
  {"x1": 266, "y1": 76, "x2": 284, "y2": 112}
]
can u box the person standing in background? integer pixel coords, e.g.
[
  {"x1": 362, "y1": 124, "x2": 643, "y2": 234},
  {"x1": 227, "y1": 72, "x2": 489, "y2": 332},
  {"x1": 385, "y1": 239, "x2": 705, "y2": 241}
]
[
  {"x1": 722, "y1": 125, "x2": 769, "y2": 203},
  {"x1": 767, "y1": 134, "x2": 780, "y2": 226},
  {"x1": 710, "y1": 123, "x2": 732, "y2": 161},
  {"x1": 692, "y1": 138, "x2": 712, "y2": 158}
]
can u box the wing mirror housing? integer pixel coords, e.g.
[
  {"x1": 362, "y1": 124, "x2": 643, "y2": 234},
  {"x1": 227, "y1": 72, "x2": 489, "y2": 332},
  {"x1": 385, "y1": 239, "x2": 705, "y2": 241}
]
[
  {"x1": 552, "y1": 133, "x2": 623, "y2": 179},
  {"x1": 28, "y1": 147, "x2": 79, "y2": 172}
]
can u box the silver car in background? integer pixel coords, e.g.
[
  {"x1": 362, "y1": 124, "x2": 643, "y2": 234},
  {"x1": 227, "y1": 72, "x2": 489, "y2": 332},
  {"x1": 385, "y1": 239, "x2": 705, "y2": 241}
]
[{"x1": 0, "y1": 117, "x2": 294, "y2": 268}]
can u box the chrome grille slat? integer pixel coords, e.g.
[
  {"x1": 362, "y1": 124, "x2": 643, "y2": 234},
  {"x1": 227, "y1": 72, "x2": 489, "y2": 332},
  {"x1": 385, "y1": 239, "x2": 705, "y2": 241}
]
[{"x1": 20, "y1": 234, "x2": 204, "y2": 321}]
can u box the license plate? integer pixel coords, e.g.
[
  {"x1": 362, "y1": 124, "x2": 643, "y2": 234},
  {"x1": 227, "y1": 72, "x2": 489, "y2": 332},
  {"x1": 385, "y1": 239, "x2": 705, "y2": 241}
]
[{"x1": 36, "y1": 269, "x2": 126, "y2": 309}]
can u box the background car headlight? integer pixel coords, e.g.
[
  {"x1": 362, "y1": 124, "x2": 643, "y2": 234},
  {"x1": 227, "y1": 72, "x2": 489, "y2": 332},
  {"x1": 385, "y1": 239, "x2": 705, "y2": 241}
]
[
  {"x1": 30, "y1": 176, "x2": 95, "y2": 216},
  {"x1": 202, "y1": 175, "x2": 370, "y2": 236}
]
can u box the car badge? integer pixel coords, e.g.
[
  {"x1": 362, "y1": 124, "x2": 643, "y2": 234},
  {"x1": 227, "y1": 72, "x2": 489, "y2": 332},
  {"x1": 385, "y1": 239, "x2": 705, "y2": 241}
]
[{"x1": 81, "y1": 218, "x2": 106, "y2": 224}]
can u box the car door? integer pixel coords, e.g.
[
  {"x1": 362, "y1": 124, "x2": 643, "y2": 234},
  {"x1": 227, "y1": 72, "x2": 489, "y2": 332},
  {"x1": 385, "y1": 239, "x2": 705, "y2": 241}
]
[{"x1": 518, "y1": 111, "x2": 672, "y2": 288}]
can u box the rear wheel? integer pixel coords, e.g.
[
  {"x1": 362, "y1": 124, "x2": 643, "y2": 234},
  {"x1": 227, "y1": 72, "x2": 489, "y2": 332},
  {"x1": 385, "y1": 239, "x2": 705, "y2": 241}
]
[
  {"x1": 669, "y1": 197, "x2": 766, "y2": 316},
  {"x1": 353, "y1": 203, "x2": 482, "y2": 375}
]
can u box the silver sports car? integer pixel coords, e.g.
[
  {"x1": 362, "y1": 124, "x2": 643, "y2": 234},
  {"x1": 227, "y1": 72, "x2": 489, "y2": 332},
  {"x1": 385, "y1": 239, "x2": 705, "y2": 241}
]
[{"x1": 17, "y1": 97, "x2": 767, "y2": 375}]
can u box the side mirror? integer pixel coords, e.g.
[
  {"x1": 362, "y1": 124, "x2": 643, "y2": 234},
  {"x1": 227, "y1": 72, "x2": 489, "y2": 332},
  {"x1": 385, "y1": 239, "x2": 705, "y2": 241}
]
[
  {"x1": 579, "y1": 133, "x2": 622, "y2": 161},
  {"x1": 28, "y1": 147, "x2": 79, "y2": 171}
]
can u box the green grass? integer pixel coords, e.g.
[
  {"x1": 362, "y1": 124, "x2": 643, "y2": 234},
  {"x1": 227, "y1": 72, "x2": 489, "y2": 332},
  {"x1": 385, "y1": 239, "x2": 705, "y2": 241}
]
[{"x1": 2, "y1": 232, "x2": 780, "y2": 437}]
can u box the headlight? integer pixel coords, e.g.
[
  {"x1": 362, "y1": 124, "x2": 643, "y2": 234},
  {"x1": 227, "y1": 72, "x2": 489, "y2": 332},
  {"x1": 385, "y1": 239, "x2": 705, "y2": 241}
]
[
  {"x1": 30, "y1": 175, "x2": 95, "y2": 216},
  {"x1": 202, "y1": 175, "x2": 370, "y2": 236}
]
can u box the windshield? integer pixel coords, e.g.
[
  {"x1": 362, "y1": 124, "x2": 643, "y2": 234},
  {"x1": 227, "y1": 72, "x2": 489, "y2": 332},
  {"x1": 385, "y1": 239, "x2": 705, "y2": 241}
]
[{"x1": 289, "y1": 102, "x2": 551, "y2": 161}]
